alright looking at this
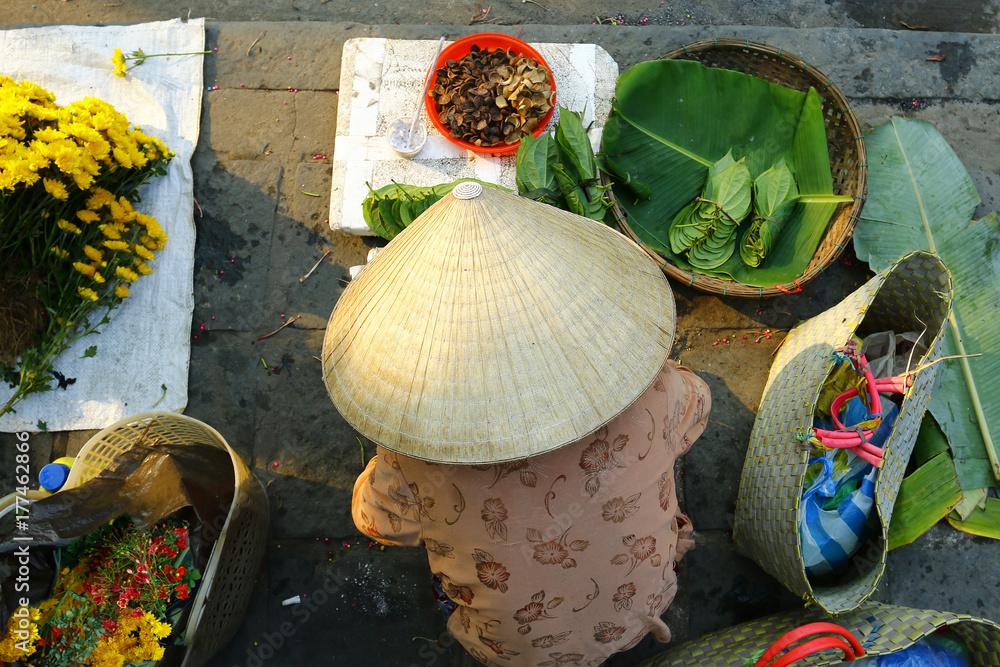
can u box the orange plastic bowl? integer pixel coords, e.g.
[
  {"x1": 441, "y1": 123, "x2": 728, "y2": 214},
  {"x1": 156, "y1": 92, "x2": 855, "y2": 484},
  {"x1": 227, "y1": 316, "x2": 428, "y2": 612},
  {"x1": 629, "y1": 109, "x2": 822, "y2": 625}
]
[{"x1": 424, "y1": 33, "x2": 556, "y2": 155}]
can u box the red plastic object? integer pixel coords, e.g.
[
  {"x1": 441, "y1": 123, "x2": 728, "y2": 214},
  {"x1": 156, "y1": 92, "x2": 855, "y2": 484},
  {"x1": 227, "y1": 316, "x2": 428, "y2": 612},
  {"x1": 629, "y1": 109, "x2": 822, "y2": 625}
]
[
  {"x1": 423, "y1": 33, "x2": 557, "y2": 155},
  {"x1": 753, "y1": 622, "x2": 865, "y2": 667}
]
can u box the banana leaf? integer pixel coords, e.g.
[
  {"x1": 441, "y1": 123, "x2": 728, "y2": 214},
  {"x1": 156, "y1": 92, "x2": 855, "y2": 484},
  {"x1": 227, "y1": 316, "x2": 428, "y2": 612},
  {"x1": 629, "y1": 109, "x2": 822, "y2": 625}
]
[
  {"x1": 854, "y1": 118, "x2": 1000, "y2": 492},
  {"x1": 600, "y1": 59, "x2": 846, "y2": 287},
  {"x1": 948, "y1": 498, "x2": 1000, "y2": 539},
  {"x1": 887, "y1": 451, "x2": 962, "y2": 550},
  {"x1": 741, "y1": 158, "x2": 799, "y2": 267}
]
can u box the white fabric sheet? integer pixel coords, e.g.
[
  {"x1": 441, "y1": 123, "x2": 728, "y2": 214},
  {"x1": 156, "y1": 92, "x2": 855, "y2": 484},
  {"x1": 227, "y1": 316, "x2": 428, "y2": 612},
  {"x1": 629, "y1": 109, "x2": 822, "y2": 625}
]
[{"x1": 0, "y1": 19, "x2": 203, "y2": 431}]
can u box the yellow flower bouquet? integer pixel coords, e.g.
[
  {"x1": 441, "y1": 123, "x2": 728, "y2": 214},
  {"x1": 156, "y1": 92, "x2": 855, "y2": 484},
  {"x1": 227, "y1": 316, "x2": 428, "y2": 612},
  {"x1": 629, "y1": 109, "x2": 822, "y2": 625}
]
[{"x1": 0, "y1": 76, "x2": 172, "y2": 418}]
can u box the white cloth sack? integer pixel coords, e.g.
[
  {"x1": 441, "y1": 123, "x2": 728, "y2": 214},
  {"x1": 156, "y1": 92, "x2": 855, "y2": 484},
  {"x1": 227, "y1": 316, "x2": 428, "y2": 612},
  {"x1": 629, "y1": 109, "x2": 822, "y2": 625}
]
[{"x1": 0, "y1": 19, "x2": 203, "y2": 431}]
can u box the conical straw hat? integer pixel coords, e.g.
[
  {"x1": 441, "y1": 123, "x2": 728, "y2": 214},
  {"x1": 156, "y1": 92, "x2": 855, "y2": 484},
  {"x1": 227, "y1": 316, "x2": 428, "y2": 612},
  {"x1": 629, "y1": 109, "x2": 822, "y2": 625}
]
[{"x1": 322, "y1": 181, "x2": 675, "y2": 464}]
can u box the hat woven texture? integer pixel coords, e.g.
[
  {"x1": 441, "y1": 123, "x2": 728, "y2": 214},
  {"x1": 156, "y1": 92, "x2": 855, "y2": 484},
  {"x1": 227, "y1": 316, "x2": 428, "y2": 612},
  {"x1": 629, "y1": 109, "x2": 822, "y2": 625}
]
[{"x1": 322, "y1": 182, "x2": 676, "y2": 464}]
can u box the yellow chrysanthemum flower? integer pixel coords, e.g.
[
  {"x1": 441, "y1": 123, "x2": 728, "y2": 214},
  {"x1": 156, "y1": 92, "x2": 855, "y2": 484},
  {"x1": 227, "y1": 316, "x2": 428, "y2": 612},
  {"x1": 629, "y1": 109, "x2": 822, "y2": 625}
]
[
  {"x1": 99, "y1": 223, "x2": 121, "y2": 240},
  {"x1": 0, "y1": 608, "x2": 40, "y2": 661},
  {"x1": 116, "y1": 266, "x2": 139, "y2": 282},
  {"x1": 112, "y1": 145, "x2": 133, "y2": 169},
  {"x1": 50, "y1": 246, "x2": 70, "y2": 260},
  {"x1": 43, "y1": 177, "x2": 69, "y2": 200},
  {"x1": 72, "y1": 261, "x2": 96, "y2": 277},
  {"x1": 134, "y1": 260, "x2": 153, "y2": 275},
  {"x1": 134, "y1": 245, "x2": 155, "y2": 260},
  {"x1": 34, "y1": 126, "x2": 68, "y2": 143},
  {"x1": 92, "y1": 270, "x2": 106, "y2": 283},
  {"x1": 84, "y1": 245, "x2": 103, "y2": 262},
  {"x1": 115, "y1": 284, "x2": 130, "y2": 298},
  {"x1": 86, "y1": 186, "x2": 115, "y2": 210},
  {"x1": 103, "y1": 239, "x2": 130, "y2": 252},
  {"x1": 78, "y1": 286, "x2": 99, "y2": 301},
  {"x1": 77, "y1": 209, "x2": 100, "y2": 223},
  {"x1": 70, "y1": 169, "x2": 94, "y2": 190},
  {"x1": 112, "y1": 48, "x2": 127, "y2": 78},
  {"x1": 56, "y1": 218, "x2": 82, "y2": 234}
]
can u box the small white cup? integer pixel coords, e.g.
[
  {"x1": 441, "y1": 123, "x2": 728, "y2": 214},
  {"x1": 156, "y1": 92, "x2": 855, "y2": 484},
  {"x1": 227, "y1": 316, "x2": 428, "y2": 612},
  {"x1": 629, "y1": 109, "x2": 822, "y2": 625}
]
[{"x1": 386, "y1": 117, "x2": 427, "y2": 158}]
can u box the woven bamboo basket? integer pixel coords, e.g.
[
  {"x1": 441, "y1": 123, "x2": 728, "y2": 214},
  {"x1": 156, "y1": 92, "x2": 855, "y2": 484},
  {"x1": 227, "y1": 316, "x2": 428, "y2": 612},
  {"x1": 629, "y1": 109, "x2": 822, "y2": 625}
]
[
  {"x1": 640, "y1": 602, "x2": 1000, "y2": 666},
  {"x1": 62, "y1": 412, "x2": 270, "y2": 667},
  {"x1": 733, "y1": 251, "x2": 952, "y2": 613},
  {"x1": 607, "y1": 38, "x2": 867, "y2": 298}
]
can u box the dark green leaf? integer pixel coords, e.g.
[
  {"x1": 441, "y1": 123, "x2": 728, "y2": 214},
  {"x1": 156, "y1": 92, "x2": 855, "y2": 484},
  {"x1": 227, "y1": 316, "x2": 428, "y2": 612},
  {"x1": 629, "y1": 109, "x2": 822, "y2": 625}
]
[
  {"x1": 554, "y1": 106, "x2": 596, "y2": 182},
  {"x1": 81, "y1": 345, "x2": 97, "y2": 359},
  {"x1": 515, "y1": 132, "x2": 559, "y2": 197}
]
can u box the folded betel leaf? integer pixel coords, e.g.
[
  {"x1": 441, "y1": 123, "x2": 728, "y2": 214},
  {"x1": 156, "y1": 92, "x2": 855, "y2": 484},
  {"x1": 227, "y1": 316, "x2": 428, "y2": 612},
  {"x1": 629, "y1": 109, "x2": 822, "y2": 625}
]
[
  {"x1": 668, "y1": 151, "x2": 751, "y2": 267},
  {"x1": 741, "y1": 159, "x2": 800, "y2": 267}
]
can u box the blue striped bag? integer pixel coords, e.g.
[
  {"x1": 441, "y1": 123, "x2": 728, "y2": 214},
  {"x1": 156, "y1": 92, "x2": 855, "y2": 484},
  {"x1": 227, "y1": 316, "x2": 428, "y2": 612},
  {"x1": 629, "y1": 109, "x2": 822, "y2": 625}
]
[{"x1": 799, "y1": 451, "x2": 878, "y2": 577}]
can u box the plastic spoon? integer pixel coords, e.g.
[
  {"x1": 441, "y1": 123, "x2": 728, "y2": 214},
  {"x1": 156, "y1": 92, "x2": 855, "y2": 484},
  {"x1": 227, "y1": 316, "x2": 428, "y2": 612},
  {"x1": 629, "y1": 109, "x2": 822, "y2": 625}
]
[{"x1": 408, "y1": 37, "x2": 445, "y2": 148}]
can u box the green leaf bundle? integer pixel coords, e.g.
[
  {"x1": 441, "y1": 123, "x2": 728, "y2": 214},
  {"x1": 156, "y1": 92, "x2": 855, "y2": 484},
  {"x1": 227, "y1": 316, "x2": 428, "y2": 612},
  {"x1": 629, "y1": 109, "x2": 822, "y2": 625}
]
[
  {"x1": 668, "y1": 151, "x2": 752, "y2": 270},
  {"x1": 741, "y1": 159, "x2": 799, "y2": 267}
]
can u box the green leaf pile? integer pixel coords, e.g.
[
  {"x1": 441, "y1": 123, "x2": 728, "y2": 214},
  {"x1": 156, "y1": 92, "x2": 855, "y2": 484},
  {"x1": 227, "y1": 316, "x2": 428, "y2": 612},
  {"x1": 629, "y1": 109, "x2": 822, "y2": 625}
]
[
  {"x1": 668, "y1": 151, "x2": 752, "y2": 270},
  {"x1": 741, "y1": 159, "x2": 800, "y2": 267},
  {"x1": 516, "y1": 106, "x2": 613, "y2": 225},
  {"x1": 601, "y1": 59, "x2": 847, "y2": 286},
  {"x1": 362, "y1": 178, "x2": 509, "y2": 241}
]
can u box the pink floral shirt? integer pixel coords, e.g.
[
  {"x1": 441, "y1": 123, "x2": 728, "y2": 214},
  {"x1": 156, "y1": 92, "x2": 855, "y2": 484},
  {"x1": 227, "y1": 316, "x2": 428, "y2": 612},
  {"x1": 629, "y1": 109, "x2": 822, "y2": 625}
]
[{"x1": 352, "y1": 361, "x2": 711, "y2": 666}]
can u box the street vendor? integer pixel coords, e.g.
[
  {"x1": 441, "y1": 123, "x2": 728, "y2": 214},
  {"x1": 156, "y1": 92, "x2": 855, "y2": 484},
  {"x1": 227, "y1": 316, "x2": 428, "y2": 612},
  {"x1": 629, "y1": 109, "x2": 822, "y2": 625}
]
[{"x1": 323, "y1": 182, "x2": 711, "y2": 666}]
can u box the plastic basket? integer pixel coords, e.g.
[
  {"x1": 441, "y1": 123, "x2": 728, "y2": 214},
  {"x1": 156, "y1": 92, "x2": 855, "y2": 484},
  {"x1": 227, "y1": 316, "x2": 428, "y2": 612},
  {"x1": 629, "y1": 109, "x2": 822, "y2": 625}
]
[{"x1": 64, "y1": 411, "x2": 269, "y2": 667}]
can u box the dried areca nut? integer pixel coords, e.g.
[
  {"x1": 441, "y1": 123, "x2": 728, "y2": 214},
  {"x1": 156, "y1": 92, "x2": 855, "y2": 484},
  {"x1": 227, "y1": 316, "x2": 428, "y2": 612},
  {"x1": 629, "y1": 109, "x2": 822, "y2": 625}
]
[{"x1": 431, "y1": 42, "x2": 553, "y2": 146}]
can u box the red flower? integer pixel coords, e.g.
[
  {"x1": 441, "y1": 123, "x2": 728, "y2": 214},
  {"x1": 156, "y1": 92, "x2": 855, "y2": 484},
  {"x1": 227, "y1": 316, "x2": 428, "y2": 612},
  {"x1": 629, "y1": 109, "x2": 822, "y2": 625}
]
[
  {"x1": 629, "y1": 536, "x2": 657, "y2": 561},
  {"x1": 175, "y1": 583, "x2": 190, "y2": 600},
  {"x1": 476, "y1": 560, "x2": 510, "y2": 593},
  {"x1": 533, "y1": 540, "x2": 569, "y2": 565},
  {"x1": 514, "y1": 601, "x2": 544, "y2": 624},
  {"x1": 613, "y1": 582, "x2": 636, "y2": 611},
  {"x1": 593, "y1": 621, "x2": 627, "y2": 644},
  {"x1": 175, "y1": 527, "x2": 189, "y2": 549},
  {"x1": 102, "y1": 619, "x2": 118, "y2": 633},
  {"x1": 176, "y1": 566, "x2": 187, "y2": 576}
]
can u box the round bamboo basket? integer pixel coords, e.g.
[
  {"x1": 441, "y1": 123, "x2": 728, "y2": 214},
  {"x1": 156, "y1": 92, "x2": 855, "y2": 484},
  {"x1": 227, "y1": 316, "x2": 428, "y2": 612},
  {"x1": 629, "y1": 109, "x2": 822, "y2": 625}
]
[
  {"x1": 64, "y1": 412, "x2": 269, "y2": 667},
  {"x1": 607, "y1": 38, "x2": 867, "y2": 298}
]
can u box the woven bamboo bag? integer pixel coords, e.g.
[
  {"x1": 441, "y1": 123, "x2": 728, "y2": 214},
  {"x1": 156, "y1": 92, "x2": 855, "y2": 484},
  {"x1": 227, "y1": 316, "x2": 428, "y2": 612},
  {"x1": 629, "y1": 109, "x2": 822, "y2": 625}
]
[
  {"x1": 639, "y1": 602, "x2": 1000, "y2": 666},
  {"x1": 733, "y1": 251, "x2": 953, "y2": 613},
  {"x1": 63, "y1": 412, "x2": 269, "y2": 667}
]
